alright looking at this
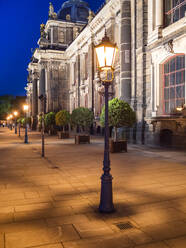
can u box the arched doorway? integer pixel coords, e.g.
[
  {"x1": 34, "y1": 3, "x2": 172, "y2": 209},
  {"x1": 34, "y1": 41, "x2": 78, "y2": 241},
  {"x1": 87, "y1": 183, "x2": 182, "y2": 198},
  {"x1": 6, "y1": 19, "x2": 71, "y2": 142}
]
[{"x1": 160, "y1": 129, "x2": 173, "y2": 147}]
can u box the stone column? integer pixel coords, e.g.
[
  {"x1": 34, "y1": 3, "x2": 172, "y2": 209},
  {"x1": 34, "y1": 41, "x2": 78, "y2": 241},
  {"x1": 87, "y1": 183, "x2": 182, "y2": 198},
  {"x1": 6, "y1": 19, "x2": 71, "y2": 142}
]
[
  {"x1": 120, "y1": 0, "x2": 131, "y2": 103},
  {"x1": 156, "y1": 0, "x2": 163, "y2": 27},
  {"x1": 38, "y1": 68, "x2": 46, "y2": 114},
  {"x1": 32, "y1": 78, "x2": 38, "y2": 130},
  {"x1": 77, "y1": 53, "x2": 80, "y2": 107},
  {"x1": 88, "y1": 41, "x2": 95, "y2": 112}
]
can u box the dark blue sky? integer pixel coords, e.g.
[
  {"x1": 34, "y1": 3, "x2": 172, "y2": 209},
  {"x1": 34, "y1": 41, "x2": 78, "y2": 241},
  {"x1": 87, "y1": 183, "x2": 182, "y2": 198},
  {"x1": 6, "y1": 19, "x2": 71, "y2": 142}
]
[{"x1": 0, "y1": 0, "x2": 105, "y2": 96}]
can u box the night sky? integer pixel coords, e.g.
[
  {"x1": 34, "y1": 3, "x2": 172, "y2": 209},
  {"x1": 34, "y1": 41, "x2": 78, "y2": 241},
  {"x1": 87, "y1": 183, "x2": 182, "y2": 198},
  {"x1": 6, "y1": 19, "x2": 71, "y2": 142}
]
[{"x1": 0, "y1": 0, "x2": 105, "y2": 96}]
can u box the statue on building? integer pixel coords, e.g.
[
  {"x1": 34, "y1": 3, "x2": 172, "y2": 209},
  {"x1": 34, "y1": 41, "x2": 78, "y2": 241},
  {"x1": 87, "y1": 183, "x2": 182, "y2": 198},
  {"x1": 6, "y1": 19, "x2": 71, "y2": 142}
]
[
  {"x1": 164, "y1": 39, "x2": 174, "y2": 54},
  {"x1": 88, "y1": 10, "x2": 95, "y2": 23},
  {"x1": 66, "y1": 14, "x2": 71, "y2": 21},
  {"x1": 40, "y1": 24, "x2": 47, "y2": 39},
  {"x1": 74, "y1": 27, "x2": 80, "y2": 38},
  {"x1": 49, "y1": 2, "x2": 57, "y2": 20}
]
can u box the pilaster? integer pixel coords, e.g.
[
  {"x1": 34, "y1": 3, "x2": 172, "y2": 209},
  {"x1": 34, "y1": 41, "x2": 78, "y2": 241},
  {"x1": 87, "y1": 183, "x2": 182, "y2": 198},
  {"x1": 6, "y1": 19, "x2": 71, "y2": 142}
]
[{"x1": 120, "y1": 0, "x2": 131, "y2": 103}]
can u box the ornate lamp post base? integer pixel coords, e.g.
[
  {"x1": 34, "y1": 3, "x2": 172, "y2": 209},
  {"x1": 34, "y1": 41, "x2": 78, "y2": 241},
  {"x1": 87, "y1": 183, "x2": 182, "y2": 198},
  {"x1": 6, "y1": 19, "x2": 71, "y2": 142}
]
[
  {"x1": 24, "y1": 125, "x2": 28, "y2": 144},
  {"x1": 99, "y1": 83, "x2": 114, "y2": 213},
  {"x1": 99, "y1": 174, "x2": 114, "y2": 213}
]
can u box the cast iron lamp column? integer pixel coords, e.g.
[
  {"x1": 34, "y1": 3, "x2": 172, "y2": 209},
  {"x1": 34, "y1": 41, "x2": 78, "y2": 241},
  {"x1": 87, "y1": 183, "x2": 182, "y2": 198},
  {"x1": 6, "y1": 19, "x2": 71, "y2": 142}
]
[
  {"x1": 18, "y1": 122, "x2": 21, "y2": 137},
  {"x1": 23, "y1": 105, "x2": 29, "y2": 144},
  {"x1": 9, "y1": 115, "x2": 13, "y2": 130},
  {"x1": 39, "y1": 94, "x2": 46, "y2": 157},
  {"x1": 13, "y1": 111, "x2": 18, "y2": 134},
  {"x1": 95, "y1": 32, "x2": 118, "y2": 213},
  {"x1": 6, "y1": 116, "x2": 10, "y2": 128}
]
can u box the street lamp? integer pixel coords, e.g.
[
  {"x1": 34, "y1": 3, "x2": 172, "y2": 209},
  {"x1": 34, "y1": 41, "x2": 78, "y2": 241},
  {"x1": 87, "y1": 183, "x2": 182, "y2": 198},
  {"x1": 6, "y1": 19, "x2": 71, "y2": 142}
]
[
  {"x1": 39, "y1": 94, "x2": 46, "y2": 157},
  {"x1": 95, "y1": 32, "x2": 118, "y2": 213},
  {"x1": 6, "y1": 116, "x2": 10, "y2": 128},
  {"x1": 13, "y1": 111, "x2": 18, "y2": 134},
  {"x1": 9, "y1": 114, "x2": 13, "y2": 130},
  {"x1": 23, "y1": 105, "x2": 29, "y2": 143}
]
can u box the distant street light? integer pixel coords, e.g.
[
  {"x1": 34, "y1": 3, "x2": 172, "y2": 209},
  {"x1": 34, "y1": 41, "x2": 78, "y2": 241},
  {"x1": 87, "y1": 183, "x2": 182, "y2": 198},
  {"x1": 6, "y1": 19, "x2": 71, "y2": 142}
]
[
  {"x1": 23, "y1": 105, "x2": 29, "y2": 144},
  {"x1": 39, "y1": 94, "x2": 46, "y2": 157},
  {"x1": 95, "y1": 31, "x2": 118, "y2": 213},
  {"x1": 13, "y1": 111, "x2": 18, "y2": 134}
]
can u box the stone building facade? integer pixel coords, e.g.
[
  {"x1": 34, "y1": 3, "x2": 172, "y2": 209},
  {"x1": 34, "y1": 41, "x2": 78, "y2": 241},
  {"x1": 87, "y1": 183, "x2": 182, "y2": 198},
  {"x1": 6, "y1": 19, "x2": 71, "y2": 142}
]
[{"x1": 26, "y1": 0, "x2": 186, "y2": 148}]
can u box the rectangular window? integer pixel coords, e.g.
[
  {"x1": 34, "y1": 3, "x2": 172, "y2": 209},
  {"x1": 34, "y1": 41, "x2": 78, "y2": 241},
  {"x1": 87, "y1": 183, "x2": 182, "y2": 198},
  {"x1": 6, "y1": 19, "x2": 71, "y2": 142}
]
[
  {"x1": 165, "y1": 75, "x2": 169, "y2": 86},
  {"x1": 164, "y1": 0, "x2": 186, "y2": 27},
  {"x1": 170, "y1": 73, "x2": 175, "y2": 85},
  {"x1": 164, "y1": 88, "x2": 170, "y2": 100},
  {"x1": 176, "y1": 71, "x2": 182, "y2": 84},
  {"x1": 163, "y1": 55, "x2": 185, "y2": 114}
]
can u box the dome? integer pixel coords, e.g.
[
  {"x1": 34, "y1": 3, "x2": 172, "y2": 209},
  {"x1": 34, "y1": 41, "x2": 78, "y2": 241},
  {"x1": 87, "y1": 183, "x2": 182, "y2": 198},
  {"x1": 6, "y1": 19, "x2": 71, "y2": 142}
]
[{"x1": 58, "y1": 0, "x2": 90, "y2": 23}]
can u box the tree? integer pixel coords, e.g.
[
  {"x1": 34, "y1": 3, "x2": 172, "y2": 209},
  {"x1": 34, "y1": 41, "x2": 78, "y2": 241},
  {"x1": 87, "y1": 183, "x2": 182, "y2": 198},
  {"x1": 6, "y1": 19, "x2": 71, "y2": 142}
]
[
  {"x1": 55, "y1": 110, "x2": 70, "y2": 131},
  {"x1": 0, "y1": 95, "x2": 26, "y2": 120},
  {"x1": 21, "y1": 117, "x2": 31, "y2": 127},
  {"x1": 100, "y1": 98, "x2": 136, "y2": 141},
  {"x1": 71, "y1": 107, "x2": 94, "y2": 133},
  {"x1": 0, "y1": 95, "x2": 13, "y2": 120},
  {"x1": 44, "y1": 112, "x2": 55, "y2": 130}
]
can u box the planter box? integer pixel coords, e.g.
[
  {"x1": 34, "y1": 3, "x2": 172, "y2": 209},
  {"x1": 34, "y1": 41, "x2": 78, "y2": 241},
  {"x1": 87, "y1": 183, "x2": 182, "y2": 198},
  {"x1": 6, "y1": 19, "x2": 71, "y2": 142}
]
[
  {"x1": 182, "y1": 109, "x2": 186, "y2": 117},
  {"x1": 109, "y1": 139, "x2": 127, "y2": 153},
  {"x1": 48, "y1": 129, "x2": 57, "y2": 136},
  {"x1": 75, "y1": 135, "x2": 90, "y2": 144},
  {"x1": 58, "y1": 131, "x2": 69, "y2": 139}
]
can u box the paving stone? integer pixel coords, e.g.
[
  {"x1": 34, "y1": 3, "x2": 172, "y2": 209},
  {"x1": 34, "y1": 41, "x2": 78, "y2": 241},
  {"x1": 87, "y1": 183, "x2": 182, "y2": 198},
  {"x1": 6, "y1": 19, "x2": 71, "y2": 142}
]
[
  {"x1": 141, "y1": 220, "x2": 186, "y2": 241},
  {"x1": 5, "y1": 225, "x2": 80, "y2": 248},
  {"x1": 24, "y1": 191, "x2": 40, "y2": 199},
  {"x1": 27, "y1": 244, "x2": 63, "y2": 248},
  {"x1": 0, "y1": 213, "x2": 14, "y2": 224},
  {"x1": 165, "y1": 236, "x2": 186, "y2": 247},
  {"x1": 0, "y1": 220, "x2": 47, "y2": 233},
  {"x1": 46, "y1": 214, "x2": 90, "y2": 227},
  {"x1": 14, "y1": 203, "x2": 52, "y2": 212},
  {"x1": 0, "y1": 233, "x2": 4, "y2": 248},
  {"x1": 63, "y1": 233, "x2": 134, "y2": 248},
  {"x1": 129, "y1": 208, "x2": 186, "y2": 227},
  {"x1": 73, "y1": 220, "x2": 114, "y2": 238},
  {"x1": 133, "y1": 241, "x2": 170, "y2": 248}
]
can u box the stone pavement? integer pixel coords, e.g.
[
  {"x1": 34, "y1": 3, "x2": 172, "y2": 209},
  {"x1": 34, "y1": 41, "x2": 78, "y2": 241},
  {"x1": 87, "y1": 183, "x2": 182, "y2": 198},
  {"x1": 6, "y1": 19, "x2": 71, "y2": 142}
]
[{"x1": 0, "y1": 127, "x2": 186, "y2": 248}]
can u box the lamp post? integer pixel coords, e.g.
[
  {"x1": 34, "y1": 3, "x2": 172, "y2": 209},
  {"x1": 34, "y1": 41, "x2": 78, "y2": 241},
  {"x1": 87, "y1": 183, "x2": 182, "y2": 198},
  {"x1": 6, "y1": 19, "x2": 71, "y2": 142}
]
[
  {"x1": 95, "y1": 32, "x2": 118, "y2": 213},
  {"x1": 39, "y1": 94, "x2": 46, "y2": 157},
  {"x1": 23, "y1": 105, "x2": 29, "y2": 144},
  {"x1": 18, "y1": 121, "x2": 21, "y2": 137},
  {"x1": 13, "y1": 111, "x2": 18, "y2": 134},
  {"x1": 6, "y1": 116, "x2": 10, "y2": 128},
  {"x1": 9, "y1": 114, "x2": 13, "y2": 130}
]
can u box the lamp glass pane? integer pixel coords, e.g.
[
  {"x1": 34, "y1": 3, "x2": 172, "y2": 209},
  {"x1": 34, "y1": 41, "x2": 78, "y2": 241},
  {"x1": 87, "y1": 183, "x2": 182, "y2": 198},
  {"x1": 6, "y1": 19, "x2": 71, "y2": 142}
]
[
  {"x1": 112, "y1": 48, "x2": 117, "y2": 67},
  {"x1": 105, "y1": 47, "x2": 115, "y2": 67},
  {"x1": 96, "y1": 46, "x2": 105, "y2": 68}
]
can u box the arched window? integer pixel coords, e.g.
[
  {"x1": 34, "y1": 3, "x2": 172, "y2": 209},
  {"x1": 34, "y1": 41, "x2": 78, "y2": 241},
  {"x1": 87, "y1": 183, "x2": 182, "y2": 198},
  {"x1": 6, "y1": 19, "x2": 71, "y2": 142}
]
[
  {"x1": 164, "y1": 0, "x2": 186, "y2": 27},
  {"x1": 163, "y1": 54, "x2": 185, "y2": 114}
]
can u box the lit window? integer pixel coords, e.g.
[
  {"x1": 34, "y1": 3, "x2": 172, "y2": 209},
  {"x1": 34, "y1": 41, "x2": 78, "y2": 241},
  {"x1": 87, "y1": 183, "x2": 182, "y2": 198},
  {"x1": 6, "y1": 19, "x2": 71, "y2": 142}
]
[
  {"x1": 164, "y1": 0, "x2": 186, "y2": 27},
  {"x1": 163, "y1": 55, "x2": 185, "y2": 114}
]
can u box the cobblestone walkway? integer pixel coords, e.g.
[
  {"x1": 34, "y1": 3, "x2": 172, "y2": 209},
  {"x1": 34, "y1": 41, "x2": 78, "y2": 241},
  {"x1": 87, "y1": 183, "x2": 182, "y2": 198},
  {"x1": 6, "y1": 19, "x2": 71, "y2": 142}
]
[{"x1": 0, "y1": 127, "x2": 186, "y2": 248}]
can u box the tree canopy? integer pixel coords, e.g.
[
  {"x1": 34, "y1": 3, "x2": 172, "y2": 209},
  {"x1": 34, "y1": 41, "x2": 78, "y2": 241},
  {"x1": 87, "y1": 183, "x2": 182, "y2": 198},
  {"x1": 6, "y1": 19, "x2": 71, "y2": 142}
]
[
  {"x1": 44, "y1": 112, "x2": 55, "y2": 128},
  {"x1": 100, "y1": 98, "x2": 136, "y2": 128},
  {"x1": 55, "y1": 110, "x2": 70, "y2": 128},
  {"x1": 71, "y1": 107, "x2": 94, "y2": 129}
]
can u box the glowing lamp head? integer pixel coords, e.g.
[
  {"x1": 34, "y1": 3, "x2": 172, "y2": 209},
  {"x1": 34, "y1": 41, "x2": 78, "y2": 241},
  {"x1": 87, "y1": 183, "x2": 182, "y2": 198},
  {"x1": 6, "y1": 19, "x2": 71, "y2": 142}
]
[
  {"x1": 14, "y1": 111, "x2": 18, "y2": 116},
  {"x1": 23, "y1": 105, "x2": 29, "y2": 111},
  {"x1": 95, "y1": 34, "x2": 118, "y2": 71},
  {"x1": 176, "y1": 107, "x2": 183, "y2": 112},
  {"x1": 9, "y1": 114, "x2": 13, "y2": 119}
]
